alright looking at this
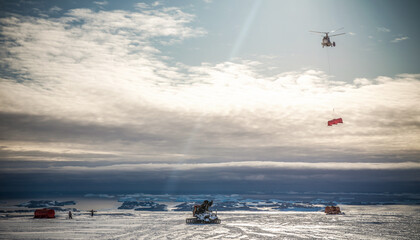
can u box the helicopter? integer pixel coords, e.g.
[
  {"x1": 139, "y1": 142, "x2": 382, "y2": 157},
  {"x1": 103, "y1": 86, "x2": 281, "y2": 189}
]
[{"x1": 310, "y1": 27, "x2": 345, "y2": 48}]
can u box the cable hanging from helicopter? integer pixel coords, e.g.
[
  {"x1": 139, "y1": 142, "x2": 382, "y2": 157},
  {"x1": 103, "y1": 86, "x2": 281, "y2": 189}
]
[
  {"x1": 309, "y1": 27, "x2": 346, "y2": 48},
  {"x1": 309, "y1": 29, "x2": 346, "y2": 126}
]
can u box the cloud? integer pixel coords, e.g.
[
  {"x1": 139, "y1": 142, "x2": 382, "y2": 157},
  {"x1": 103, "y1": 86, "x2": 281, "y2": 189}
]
[
  {"x1": 391, "y1": 36, "x2": 409, "y2": 43},
  {"x1": 1, "y1": 167, "x2": 419, "y2": 194},
  {"x1": 353, "y1": 78, "x2": 371, "y2": 85},
  {"x1": 3, "y1": 161, "x2": 419, "y2": 174},
  {"x1": 377, "y1": 27, "x2": 390, "y2": 33},
  {"x1": 49, "y1": 6, "x2": 62, "y2": 12},
  {"x1": 93, "y1": 1, "x2": 108, "y2": 6},
  {"x1": 0, "y1": 5, "x2": 419, "y2": 194},
  {"x1": 135, "y1": 3, "x2": 149, "y2": 9}
]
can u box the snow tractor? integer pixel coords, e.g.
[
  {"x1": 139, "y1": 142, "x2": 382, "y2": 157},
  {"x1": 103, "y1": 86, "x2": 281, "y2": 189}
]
[{"x1": 186, "y1": 200, "x2": 221, "y2": 224}]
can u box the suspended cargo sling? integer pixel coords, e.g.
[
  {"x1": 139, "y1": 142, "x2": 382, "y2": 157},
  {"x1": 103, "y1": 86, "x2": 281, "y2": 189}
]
[
  {"x1": 328, "y1": 118, "x2": 343, "y2": 126},
  {"x1": 34, "y1": 208, "x2": 55, "y2": 218}
]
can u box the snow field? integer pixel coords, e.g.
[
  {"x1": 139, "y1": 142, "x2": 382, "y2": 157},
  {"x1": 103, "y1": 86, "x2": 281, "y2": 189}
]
[{"x1": 0, "y1": 205, "x2": 419, "y2": 239}]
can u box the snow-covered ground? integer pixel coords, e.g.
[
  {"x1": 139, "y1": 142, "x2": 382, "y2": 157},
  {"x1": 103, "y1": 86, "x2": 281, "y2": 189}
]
[{"x1": 0, "y1": 205, "x2": 419, "y2": 239}]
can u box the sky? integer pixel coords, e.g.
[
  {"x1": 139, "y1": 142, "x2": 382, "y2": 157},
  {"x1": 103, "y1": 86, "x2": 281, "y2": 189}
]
[{"x1": 0, "y1": 0, "x2": 419, "y2": 197}]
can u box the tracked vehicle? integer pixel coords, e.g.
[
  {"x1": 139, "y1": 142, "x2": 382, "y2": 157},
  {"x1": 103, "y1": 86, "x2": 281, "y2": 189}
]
[{"x1": 186, "y1": 200, "x2": 221, "y2": 224}]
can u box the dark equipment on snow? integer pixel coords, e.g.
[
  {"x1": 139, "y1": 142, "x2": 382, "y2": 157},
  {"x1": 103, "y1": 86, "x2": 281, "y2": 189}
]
[{"x1": 186, "y1": 200, "x2": 221, "y2": 224}]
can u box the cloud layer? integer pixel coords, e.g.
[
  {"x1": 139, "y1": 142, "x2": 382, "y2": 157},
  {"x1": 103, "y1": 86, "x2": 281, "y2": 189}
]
[
  {"x1": 0, "y1": 4, "x2": 419, "y2": 193},
  {"x1": 391, "y1": 36, "x2": 410, "y2": 43}
]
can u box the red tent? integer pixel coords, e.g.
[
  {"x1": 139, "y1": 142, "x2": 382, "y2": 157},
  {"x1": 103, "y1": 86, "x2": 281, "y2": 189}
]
[
  {"x1": 34, "y1": 208, "x2": 55, "y2": 218},
  {"x1": 328, "y1": 118, "x2": 343, "y2": 126},
  {"x1": 325, "y1": 206, "x2": 342, "y2": 214}
]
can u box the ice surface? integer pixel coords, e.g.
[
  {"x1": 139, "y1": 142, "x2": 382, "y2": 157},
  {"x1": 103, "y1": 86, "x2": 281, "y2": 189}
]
[
  {"x1": 118, "y1": 201, "x2": 167, "y2": 211},
  {"x1": 0, "y1": 205, "x2": 419, "y2": 239}
]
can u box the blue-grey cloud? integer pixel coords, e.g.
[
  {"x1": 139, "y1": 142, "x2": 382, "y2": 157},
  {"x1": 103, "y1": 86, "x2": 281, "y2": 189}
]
[
  {"x1": 1, "y1": 168, "x2": 419, "y2": 197},
  {"x1": 377, "y1": 27, "x2": 391, "y2": 33},
  {"x1": 391, "y1": 36, "x2": 409, "y2": 43}
]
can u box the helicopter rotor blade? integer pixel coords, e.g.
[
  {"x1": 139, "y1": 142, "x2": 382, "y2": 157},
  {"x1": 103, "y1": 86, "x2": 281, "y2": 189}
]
[
  {"x1": 330, "y1": 33, "x2": 346, "y2": 37},
  {"x1": 309, "y1": 30, "x2": 328, "y2": 34},
  {"x1": 330, "y1": 27, "x2": 344, "y2": 33}
]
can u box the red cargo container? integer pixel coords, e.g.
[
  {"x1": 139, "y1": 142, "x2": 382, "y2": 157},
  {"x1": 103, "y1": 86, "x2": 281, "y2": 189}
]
[{"x1": 327, "y1": 118, "x2": 343, "y2": 126}]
